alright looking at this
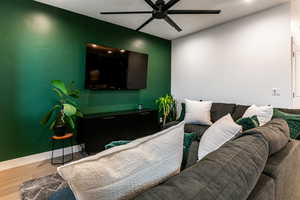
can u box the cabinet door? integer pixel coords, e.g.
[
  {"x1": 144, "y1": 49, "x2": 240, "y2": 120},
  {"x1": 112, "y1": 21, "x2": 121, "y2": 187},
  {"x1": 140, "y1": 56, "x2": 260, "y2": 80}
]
[
  {"x1": 77, "y1": 110, "x2": 159, "y2": 154},
  {"x1": 83, "y1": 116, "x2": 120, "y2": 153},
  {"x1": 137, "y1": 111, "x2": 160, "y2": 136},
  {"x1": 111, "y1": 114, "x2": 136, "y2": 140}
]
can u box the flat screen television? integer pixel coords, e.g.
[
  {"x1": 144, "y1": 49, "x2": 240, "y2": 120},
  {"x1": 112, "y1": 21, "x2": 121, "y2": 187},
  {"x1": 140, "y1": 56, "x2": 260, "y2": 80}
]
[{"x1": 85, "y1": 43, "x2": 148, "y2": 90}]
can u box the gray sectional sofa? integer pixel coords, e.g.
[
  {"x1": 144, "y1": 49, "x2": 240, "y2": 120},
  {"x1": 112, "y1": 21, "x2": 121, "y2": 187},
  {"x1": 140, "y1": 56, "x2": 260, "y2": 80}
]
[
  {"x1": 29, "y1": 103, "x2": 300, "y2": 200},
  {"x1": 135, "y1": 103, "x2": 300, "y2": 200}
]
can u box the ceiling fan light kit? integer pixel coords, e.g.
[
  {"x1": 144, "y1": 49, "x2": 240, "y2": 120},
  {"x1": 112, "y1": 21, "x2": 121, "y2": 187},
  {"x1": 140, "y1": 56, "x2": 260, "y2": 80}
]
[{"x1": 101, "y1": 0, "x2": 221, "y2": 32}]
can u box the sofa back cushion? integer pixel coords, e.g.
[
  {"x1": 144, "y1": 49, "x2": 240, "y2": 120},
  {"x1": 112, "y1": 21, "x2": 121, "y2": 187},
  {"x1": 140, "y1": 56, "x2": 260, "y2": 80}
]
[
  {"x1": 134, "y1": 132, "x2": 269, "y2": 200},
  {"x1": 278, "y1": 108, "x2": 300, "y2": 115},
  {"x1": 232, "y1": 106, "x2": 299, "y2": 121},
  {"x1": 210, "y1": 103, "x2": 236, "y2": 122},
  {"x1": 58, "y1": 122, "x2": 185, "y2": 200},
  {"x1": 244, "y1": 118, "x2": 290, "y2": 156},
  {"x1": 232, "y1": 105, "x2": 250, "y2": 120}
]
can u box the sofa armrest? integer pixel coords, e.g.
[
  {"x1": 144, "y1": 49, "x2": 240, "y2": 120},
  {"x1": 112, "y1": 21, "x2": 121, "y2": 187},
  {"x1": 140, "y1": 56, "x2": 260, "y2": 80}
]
[{"x1": 263, "y1": 140, "x2": 300, "y2": 200}]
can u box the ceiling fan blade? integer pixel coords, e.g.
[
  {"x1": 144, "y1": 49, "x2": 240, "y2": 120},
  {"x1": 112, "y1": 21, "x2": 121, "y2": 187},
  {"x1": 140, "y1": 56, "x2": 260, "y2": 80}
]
[
  {"x1": 101, "y1": 11, "x2": 152, "y2": 15},
  {"x1": 164, "y1": 0, "x2": 181, "y2": 10},
  {"x1": 136, "y1": 17, "x2": 154, "y2": 31},
  {"x1": 164, "y1": 16, "x2": 182, "y2": 32},
  {"x1": 168, "y1": 10, "x2": 221, "y2": 14},
  {"x1": 144, "y1": 0, "x2": 158, "y2": 9}
]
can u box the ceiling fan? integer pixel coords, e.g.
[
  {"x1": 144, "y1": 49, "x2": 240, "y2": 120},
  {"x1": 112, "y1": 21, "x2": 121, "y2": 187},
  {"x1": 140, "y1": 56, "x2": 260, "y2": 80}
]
[{"x1": 100, "y1": 0, "x2": 221, "y2": 32}]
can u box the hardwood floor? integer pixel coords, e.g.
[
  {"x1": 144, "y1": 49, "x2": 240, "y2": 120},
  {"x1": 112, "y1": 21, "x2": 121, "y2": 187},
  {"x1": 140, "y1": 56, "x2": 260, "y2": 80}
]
[
  {"x1": 0, "y1": 159, "x2": 57, "y2": 200},
  {"x1": 0, "y1": 152, "x2": 87, "y2": 200}
]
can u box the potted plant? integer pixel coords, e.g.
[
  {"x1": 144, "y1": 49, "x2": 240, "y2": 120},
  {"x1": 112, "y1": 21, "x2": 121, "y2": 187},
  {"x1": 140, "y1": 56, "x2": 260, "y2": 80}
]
[
  {"x1": 41, "y1": 80, "x2": 83, "y2": 136},
  {"x1": 156, "y1": 94, "x2": 177, "y2": 127}
]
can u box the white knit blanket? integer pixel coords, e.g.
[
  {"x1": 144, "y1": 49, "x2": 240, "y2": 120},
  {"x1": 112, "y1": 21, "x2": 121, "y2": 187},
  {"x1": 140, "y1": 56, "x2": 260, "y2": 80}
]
[{"x1": 58, "y1": 122, "x2": 185, "y2": 200}]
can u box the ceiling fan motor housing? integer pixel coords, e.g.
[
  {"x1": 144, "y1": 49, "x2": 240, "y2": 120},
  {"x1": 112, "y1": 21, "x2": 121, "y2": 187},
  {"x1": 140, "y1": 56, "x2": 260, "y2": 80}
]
[
  {"x1": 153, "y1": 10, "x2": 167, "y2": 19},
  {"x1": 153, "y1": 0, "x2": 167, "y2": 19},
  {"x1": 101, "y1": 0, "x2": 221, "y2": 32}
]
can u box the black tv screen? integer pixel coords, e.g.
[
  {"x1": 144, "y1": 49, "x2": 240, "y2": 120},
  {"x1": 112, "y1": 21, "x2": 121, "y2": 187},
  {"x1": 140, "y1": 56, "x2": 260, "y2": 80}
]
[{"x1": 85, "y1": 44, "x2": 148, "y2": 90}]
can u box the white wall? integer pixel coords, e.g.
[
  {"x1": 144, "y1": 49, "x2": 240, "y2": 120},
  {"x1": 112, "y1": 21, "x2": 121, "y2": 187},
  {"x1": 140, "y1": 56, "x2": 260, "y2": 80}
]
[{"x1": 171, "y1": 4, "x2": 292, "y2": 108}]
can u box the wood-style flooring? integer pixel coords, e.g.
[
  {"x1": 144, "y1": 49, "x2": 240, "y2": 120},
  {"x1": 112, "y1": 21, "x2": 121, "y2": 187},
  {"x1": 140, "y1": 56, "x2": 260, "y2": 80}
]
[{"x1": 0, "y1": 153, "x2": 84, "y2": 200}]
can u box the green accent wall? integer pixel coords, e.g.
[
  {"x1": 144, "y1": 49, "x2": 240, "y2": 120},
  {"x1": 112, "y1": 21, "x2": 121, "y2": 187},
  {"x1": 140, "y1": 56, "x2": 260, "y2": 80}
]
[{"x1": 0, "y1": 0, "x2": 171, "y2": 162}]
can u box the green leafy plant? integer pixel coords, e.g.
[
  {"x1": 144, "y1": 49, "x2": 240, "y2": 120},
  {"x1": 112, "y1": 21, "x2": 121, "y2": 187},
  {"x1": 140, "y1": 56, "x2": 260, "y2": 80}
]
[
  {"x1": 156, "y1": 94, "x2": 177, "y2": 126},
  {"x1": 40, "y1": 80, "x2": 83, "y2": 135}
]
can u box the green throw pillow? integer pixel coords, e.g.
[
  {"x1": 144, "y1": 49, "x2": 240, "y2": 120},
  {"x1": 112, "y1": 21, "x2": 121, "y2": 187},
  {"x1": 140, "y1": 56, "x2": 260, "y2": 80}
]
[
  {"x1": 105, "y1": 140, "x2": 131, "y2": 150},
  {"x1": 273, "y1": 109, "x2": 300, "y2": 139},
  {"x1": 105, "y1": 132, "x2": 198, "y2": 170},
  {"x1": 178, "y1": 103, "x2": 186, "y2": 122},
  {"x1": 236, "y1": 115, "x2": 260, "y2": 131},
  {"x1": 182, "y1": 132, "x2": 197, "y2": 169}
]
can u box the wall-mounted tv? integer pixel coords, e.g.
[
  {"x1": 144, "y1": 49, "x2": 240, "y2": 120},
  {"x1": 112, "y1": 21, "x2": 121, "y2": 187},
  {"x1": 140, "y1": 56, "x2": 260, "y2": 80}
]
[{"x1": 85, "y1": 43, "x2": 148, "y2": 90}]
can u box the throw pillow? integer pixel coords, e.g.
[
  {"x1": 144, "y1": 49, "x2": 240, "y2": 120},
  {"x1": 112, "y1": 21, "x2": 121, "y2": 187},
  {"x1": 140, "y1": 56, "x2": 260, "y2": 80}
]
[
  {"x1": 273, "y1": 109, "x2": 300, "y2": 139},
  {"x1": 184, "y1": 99, "x2": 213, "y2": 125},
  {"x1": 178, "y1": 103, "x2": 186, "y2": 122},
  {"x1": 48, "y1": 187, "x2": 76, "y2": 200},
  {"x1": 57, "y1": 122, "x2": 185, "y2": 200},
  {"x1": 182, "y1": 132, "x2": 198, "y2": 169},
  {"x1": 198, "y1": 114, "x2": 242, "y2": 160},
  {"x1": 242, "y1": 105, "x2": 273, "y2": 125},
  {"x1": 104, "y1": 140, "x2": 131, "y2": 150},
  {"x1": 236, "y1": 115, "x2": 260, "y2": 131}
]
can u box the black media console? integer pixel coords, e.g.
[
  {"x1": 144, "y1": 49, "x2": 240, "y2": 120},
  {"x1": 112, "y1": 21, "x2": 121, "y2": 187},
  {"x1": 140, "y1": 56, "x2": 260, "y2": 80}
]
[{"x1": 77, "y1": 109, "x2": 160, "y2": 154}]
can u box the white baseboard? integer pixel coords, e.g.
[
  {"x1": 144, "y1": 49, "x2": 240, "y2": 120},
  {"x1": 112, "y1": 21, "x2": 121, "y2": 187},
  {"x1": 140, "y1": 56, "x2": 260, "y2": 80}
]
[{"x1": 0, "y1": 145, "x2": 82, "y2": 172}]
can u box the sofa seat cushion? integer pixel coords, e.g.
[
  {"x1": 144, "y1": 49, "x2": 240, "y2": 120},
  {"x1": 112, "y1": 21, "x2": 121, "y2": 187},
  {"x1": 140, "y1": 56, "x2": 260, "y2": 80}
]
[
  {"x1": 244, "y1": 118, "x2": 290, "y2": 156},
  {"x1": 210, "y1": 103, "x2": 236, "y2": 122},
  {"x1": 134, "y1": 132, "x2": 269, "y2": 200},
  {"x1": 247, "y1": 174, "x2": 275, "y2": 200},
  {"x1": 184, "y1": 124, "x2": 209, "y2": 140}
]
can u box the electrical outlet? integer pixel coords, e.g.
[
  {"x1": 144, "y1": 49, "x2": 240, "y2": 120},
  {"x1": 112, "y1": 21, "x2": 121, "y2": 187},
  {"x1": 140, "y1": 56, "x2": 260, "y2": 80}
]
[{"x1": 272, "y1": 88, "x2": 281, "y2": 96}]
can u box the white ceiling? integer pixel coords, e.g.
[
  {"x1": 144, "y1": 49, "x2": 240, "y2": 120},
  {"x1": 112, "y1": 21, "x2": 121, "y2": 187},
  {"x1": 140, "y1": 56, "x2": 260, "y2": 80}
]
[{"x1": 35, "y1": 0, "x2": 289, "y2": 40}]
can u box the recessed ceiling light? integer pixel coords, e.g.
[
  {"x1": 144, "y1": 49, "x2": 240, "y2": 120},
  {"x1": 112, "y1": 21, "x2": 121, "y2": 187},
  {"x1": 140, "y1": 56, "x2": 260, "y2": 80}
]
[
  {"x1": 108, "y1": 50, "x2": 113, "y2": 54},
  {"x1": 120, "y1": 49, "x2": 126, "y2": 53},
  {"x1": 245, "y1": 0, "x2": 253, "y2": 3}
]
